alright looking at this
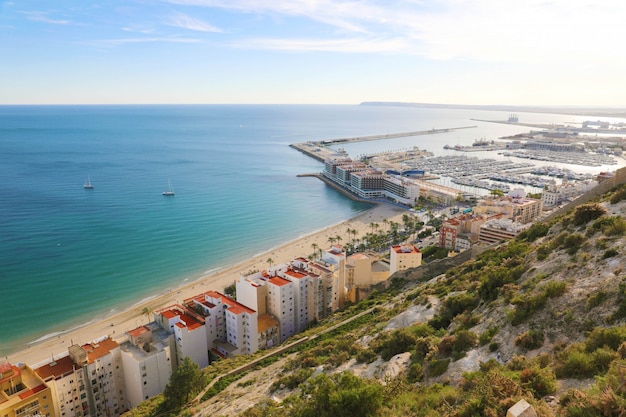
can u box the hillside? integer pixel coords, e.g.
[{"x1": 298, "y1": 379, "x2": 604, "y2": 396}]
[{"x1": 128, "y1": 184, "x2": 626, "y2": 417}]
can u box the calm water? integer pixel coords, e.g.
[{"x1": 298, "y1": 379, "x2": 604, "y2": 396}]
[{"x1": 0, "y1": 104, "x2": 622, "y2": 356}]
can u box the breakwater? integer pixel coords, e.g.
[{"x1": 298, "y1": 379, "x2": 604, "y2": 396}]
[{"x1": 290, "y1": 126, "x2": 477, "y2": 162}]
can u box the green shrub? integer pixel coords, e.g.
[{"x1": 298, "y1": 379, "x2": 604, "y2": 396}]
[
  {"x1": 479, "y1": 326, "x2": 499, "y2": 346},
  {"x1": 572, "y1": 203, "x2": 608, "y2": 226},
  {"x1": 603, "y1": 248, "x2": 619, "y2": 259},
  {"x1": 610, "y1": 185, "x2": 626, "y2": 204},
  {"x1": 427, "y1": 358, "x2": 450, "y2": 377},
  {"x1": 520, "y1": 366, "x2": 557, "y2": 398},
  {"x1": 584, "y1": 326, "x2": 626, "y2": 351},
  {"x1": 541, "y1": 281, "x2": 567, "y2": 298},
  {"x1": 355, "y1": 347, "x2": 378, "y2": 364},
  {"x1": 587, "y1": 291, "x2": 607, "y2": 310},
  {"x1": 514, "y1": 329, "x2": 544, "y2": 350}
]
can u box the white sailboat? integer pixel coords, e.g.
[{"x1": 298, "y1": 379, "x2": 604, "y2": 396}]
[
  {"x1": 163, "y1": 179, "x2": 175, "y2": 196},
  {"x1": 83, "y1": 176, "x2": 94, "y2": 189}
]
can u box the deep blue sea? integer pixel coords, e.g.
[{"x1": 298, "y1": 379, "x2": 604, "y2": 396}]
[{"x1": 1, "y1": 104, "x2": 623, "y2": 356}]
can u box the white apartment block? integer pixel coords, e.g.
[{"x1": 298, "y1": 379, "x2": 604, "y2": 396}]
[
  {"x1": 184, "y1": 291, "x2": 259, "y2": 358},
  {"x1": 389, "y1": 245, "x2": 422, "y2": 275},
  {"x1": 266, "y1": 276, "x2": 296, "y2": 342},
  {"x1": 154, "y1": 305, "x2": 208, "y2": 369},
  {"x1": 542, "y1": 181, "x2": 595, "y2": 207},
  {"x1": 69, "y1": 338, "x2": 127, "y2": 417},
  {"x1": 120, "y1": 323, "x2": 173, "y2": 409}
]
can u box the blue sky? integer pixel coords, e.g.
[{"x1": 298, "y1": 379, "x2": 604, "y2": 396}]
[{"x1": 1, "y1": 0, "x2": 625, "y2": 105}]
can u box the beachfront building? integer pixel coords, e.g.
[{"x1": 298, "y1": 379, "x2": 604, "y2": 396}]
[
  {"x1": 154, "y1": 305, "x2": 208, "y2": 369},
  {"x1": 1, "y1": 361, "x2": 56, "y2": 417},
  {"x1": 322, "y1": 159, "x2": 421, "y2": 206},
  {"x1": 266, "y1": 276, "x2": 296, "y2": 342},
  {"x1": 320, "y1": 245, "x2": 347, "y2": 310},
  {"x1": 389, "y1": 245, "x2": 422, "y2": 275},
  {"x1": 183, "y1": 291, "x2": 259, "y2": 359},
  {"x1": 478, "y1": 218, "x2": 531, "y2": 245},
  {"x1": 119, "y1": 323, "x2": 173, "y2": 409}
]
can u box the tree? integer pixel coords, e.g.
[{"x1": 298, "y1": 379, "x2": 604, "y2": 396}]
[
  {"x1": 141, "y1": 307, "x2": 152, "y2": 323},
  {"x1": 163, "y1": 357, "x2": 205, "y2": 411},
  {"x1": 311, "y1": 243, "x2": 319, "y2": 260},
  {"x1": 266, "y1": 257, "x2": 274, "y2": 269}
]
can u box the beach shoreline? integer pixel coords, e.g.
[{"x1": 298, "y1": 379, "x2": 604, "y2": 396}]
[{"x1": 6, "y1": 202, "x2": 408, "y2": 367}]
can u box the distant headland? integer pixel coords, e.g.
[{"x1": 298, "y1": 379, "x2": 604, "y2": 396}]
[{"x1": 359, "y1": 101, "x2": 626, "y2": 118}]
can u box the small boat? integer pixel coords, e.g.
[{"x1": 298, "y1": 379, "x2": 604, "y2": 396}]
[
  {"x1": 163, "y1": 179, "x2": 175, "y2": 196},
  {"x1": 84, "y1": 176, "x2": 94, "y2": 189}
]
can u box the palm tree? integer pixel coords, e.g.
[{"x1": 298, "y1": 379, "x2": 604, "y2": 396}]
[
  {"x1": 327, "y1": 236, "x2": 336, "y2": 246},
  {"x1": 266, "y1": 257, "x2": 274, "y2": 269},
  {"x1": 311, "y1": 243, "x2": 319, "y2": 259},
  {"x1": 335, "y1": 235, "x2": 342, "y2": 245},
  {"x1": 141, "y1": 307, "x2": 152, "y2": 324}
]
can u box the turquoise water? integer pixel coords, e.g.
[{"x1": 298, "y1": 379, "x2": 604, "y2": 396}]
[{"x1": 0, "y1": 104, "x2": 621, "y2": 356}]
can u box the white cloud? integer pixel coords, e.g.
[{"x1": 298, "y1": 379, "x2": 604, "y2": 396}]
[
  {"x1": 21, "y1": 11, "x2": 70, "y2": 25},
  {"x1": 168, "y1": 11, "x2": 222, "y2": 32},
  {"x1": 85, "y1": 36, "x2": 202, "y2": 47},
  {"x1": 231, "y1": 36, "x2": 408, "y2": 52},
  {"x1": 163, "y1": 0, "x2": 626, "y2": 66}
]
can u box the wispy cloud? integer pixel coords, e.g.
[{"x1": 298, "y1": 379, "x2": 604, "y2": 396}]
[
  {"x1": 21, "y1": 10, "x2": 70, "y2": 25},
  {"x1": 85, "y1": 36, "x2": 202, "y2": 47},
  {"x1": 163, "y1": 0, "x2": 626, "y2": 65},
  {"x1": 168, "y1": 11, "x2": 222, "y2": 32},
  {"x1": 231, "y1": 36, "x2": 408, "y2": 53},
  {"x1": 122, "y1": 25, "x2": 158, "y2": 35}
]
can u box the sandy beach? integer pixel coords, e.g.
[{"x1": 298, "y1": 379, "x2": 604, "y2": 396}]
[{"x1": 6, "y1": 203, "x2": 408, "y2": 368}]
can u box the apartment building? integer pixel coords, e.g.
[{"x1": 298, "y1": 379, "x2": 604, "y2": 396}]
[
  {"x1": 389, "y1": 245, "x2": 422, "y2": 275},
  {"x1": 154, "y1": 305, "x2": 208, "y2": 369},
  {"x1": 183, "y1": 291, "x2": 259, "y2": 359},
  {"x1": 119, "y1": 323, "x2": 173, "y2": 409},
  {"x1": 1, "y1": 361, "x2": 56, "y2": 417}
]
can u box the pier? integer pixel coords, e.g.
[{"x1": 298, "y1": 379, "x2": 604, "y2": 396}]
[{"x1": 290, "y1": 126, "x2": 477, "y2": 162}]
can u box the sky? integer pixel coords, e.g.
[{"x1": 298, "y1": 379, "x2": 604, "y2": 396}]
[{"x1": 1, "y1": 0, "x2": 625, "y2": 106}]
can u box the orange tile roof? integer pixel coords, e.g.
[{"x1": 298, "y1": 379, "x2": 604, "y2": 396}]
[
  {"x1": 268, "y1": 276, "x2": 291, "y2": 287},
  {"x1": 83, "y1": 338, "x2": 119, "y2": 363},
  {"x1": 0, "y1": 364, "x2": 19, "y2": 384},
  {"x1": 128, "y1": 326, "x2": 150, "y2": 338},
  {"x1": 257, "y1": 314, "x2": 279, "y2": 333},
  {"x1": 284, "y1": 269, "x2": 307, "y2": 279}
]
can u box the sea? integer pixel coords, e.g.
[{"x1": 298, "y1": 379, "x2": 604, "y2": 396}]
[{"x1": 1, "y1": 104, "x2": 624, "y2": 357}]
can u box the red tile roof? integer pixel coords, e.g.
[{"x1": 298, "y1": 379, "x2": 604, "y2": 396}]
[
  {"x1": 83, "y1": 338, "x2": 119, "y2": 363},
  {"x1": 34, "y1": 356, "x2": 76, "y2": 381},
  {"x1": 268, "y1": 276, "x2": 291, "y2": 287}
]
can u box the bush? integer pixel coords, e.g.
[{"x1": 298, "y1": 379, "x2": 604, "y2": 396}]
[
  {"x1": 427, "y1": 358, "x2": 450, "y2": 377},
  {"x1": 514, "y1": 329, "x2": 544, "y2": 351},
  {"x1": 541, "y1": 281, "x2": 567, "y2": 298},
  {"x1": 572, "y1": 203, "x2": 608, "y2": 226},
  {"x1": 610, "y1": 185, "x2": 626, "y2": 204},
  {"x1": 603, "y1": 248, "x2": 619, "y2": 259},
  {"x1": 355, "y1": 348, "x2": 378, "y2": 364},
  {"x1": 479, "y1": 326, "x2": 499, "y2": 346},
  {"x1": 520, "y1": 366, "x2": 557, "y2": 398}
]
